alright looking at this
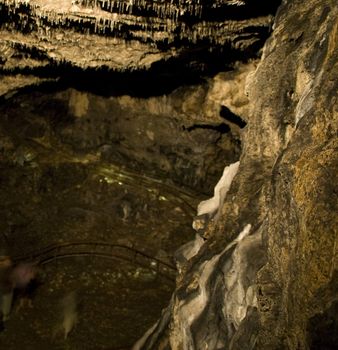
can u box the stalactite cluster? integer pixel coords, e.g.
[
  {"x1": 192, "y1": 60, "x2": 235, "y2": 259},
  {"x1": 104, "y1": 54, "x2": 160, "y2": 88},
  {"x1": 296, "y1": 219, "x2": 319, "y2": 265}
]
[
  {"x1": 0, "y1": 0, "x2": 273, "y2": 47},
  {"x1": 0, "y1": 0, "x2": 279, "y2": 97}
]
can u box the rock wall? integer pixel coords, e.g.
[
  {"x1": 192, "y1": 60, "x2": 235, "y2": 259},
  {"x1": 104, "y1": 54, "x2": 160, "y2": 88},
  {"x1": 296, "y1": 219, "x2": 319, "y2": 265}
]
[{"x1": 136, "y1": 0, "x2": 338, "y2": 349}]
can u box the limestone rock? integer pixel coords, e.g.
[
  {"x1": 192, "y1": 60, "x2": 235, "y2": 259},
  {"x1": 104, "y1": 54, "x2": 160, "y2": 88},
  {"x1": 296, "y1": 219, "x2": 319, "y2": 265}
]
[{"x1": 136, "y1": 0, "x2": 338, "y2": 349}]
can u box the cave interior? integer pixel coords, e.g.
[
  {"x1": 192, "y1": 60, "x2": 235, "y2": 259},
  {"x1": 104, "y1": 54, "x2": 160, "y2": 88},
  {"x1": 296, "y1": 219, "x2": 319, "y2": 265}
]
[{"x1": 0, "y1": 0, "x2": 337, "y2": 349}]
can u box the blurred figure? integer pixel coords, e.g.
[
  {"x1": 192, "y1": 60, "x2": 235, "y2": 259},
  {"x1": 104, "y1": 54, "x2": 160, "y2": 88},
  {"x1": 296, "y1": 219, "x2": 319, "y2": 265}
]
[
  {"x1": 0, "y1": 255, "x2": 14, "y2": 322},
  {"x1": 62, "y1": 291, "x2": 78, "y2": 339},
  {"x1": 53, "y1": 291, "x2": 79, "y2": 340},
  {"x1": 0, "y1": 259, "x2": 39, "y2": 324},
  {"x1": 10, "y1": 262, "x2": 37, "y2": 290},
  {"x1": 11, "y1": 262, "x2": 39, "y2": 312}
]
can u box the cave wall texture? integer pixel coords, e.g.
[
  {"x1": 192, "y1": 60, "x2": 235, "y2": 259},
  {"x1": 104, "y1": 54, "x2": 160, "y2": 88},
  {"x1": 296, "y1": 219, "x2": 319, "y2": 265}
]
[
  {"x1": 0, "y1": 0, "x2": 337, "y2": 349},
  {"x1": 135, "y1": 0, "x2": 338, "y2": 349}
]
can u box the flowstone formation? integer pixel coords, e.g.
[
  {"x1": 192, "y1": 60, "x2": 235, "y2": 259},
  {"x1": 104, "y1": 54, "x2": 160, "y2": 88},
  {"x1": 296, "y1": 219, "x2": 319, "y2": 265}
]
[{"x1": 136, "y1": 0, "x2": 338, "y2": 349}]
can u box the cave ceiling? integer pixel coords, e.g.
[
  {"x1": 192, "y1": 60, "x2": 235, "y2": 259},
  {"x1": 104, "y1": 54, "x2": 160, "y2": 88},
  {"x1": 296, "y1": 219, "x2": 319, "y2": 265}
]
[{"x1": 0, "y1": 0, "x2": 280, "y2": 96}]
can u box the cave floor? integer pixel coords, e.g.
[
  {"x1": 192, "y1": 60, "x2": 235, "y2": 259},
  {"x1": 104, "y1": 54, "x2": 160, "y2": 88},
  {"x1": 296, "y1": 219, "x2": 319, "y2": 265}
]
[
  {"x1": 0, "y1": 86, "x2": 205, "y2": 349},
  {"x1": 1, "y1": 257, "x2": 174, "y2": 350},
  {"x1": 0, "y1": 135, "x2": 199, "y2": 349},
  {"x1": 0, "y1": 158, "x2": 197, "y2": 349}
]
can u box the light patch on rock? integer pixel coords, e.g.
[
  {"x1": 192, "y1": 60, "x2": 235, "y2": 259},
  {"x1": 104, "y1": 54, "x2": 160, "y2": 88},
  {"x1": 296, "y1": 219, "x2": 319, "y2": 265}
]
[
  {"x1": 223, "y1": 225, "x2": 260, "y2": 330},
  {"x1": 294, "y1": 64, "x2": 314, "y2": 125},
  {"x1": 174, "y1": 234, "x2": 205, "y2": 273},
  {"x1": 146, "y1": 130, "x2": 155, "y2": 141},
  {"x1": 146, "y1": 96, "x2": 173, "y2": 116},
  {"x1": 132, "y1": 320, "x2": 159, "y2": 350},
  {"x1": 196, "y1": 161, "x2": 240, "y2": 218},
  {"x1": 118, "y1": 95, "x2": 137, "y2": 109},
  {"x1": 203, "y1": 62, "x2": 255, "y2": 120},
  {"x1": 69, "y1": 89, "x2": 89, "y2": 118},
  {"x1": 294, "y1": 69, "x2": 324, "y2": 126},
  {"x1": 227, "y1": 0, "x2": 246, "y2": 5},
  {"x1": 171, "y1": 224, "x2": 252, "y2": 349},
  {"x1": 61, "y1": 291, "x2": 78, "y2": 339},
  {"x1": 0, "y1": 75, "x2": 55, "y2": 99},
  {"x1": 244, "y1": 69, "x2": 256, "y2": 98}
]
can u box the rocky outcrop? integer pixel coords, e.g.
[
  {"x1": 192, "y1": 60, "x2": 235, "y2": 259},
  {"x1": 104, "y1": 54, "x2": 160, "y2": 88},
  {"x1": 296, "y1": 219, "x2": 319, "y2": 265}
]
[{"x1": 135, "y1": 0, "x2": 338, "y2": 349}]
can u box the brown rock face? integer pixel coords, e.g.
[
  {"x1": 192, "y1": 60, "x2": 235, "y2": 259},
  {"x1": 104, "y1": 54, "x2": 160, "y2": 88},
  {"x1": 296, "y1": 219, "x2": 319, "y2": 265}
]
[
  {"x1": 253, "y1": 2, "x2": 338, "y2": 347},
  {"x1": 135, "y1": 0, "x2": 338, "y2": 349}
]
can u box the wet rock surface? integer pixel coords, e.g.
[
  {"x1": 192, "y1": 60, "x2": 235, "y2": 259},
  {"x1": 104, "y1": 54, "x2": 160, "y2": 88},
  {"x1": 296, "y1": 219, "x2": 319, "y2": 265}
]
[{"x1": 135, "y1": 0, "x2": 338, "y2": 349}]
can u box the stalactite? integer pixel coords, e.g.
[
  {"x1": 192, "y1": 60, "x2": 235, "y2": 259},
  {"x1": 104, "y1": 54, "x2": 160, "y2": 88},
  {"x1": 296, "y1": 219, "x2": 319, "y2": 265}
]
[{"x1": 0, "y1": 0, "x2": 275, "y2": 70}]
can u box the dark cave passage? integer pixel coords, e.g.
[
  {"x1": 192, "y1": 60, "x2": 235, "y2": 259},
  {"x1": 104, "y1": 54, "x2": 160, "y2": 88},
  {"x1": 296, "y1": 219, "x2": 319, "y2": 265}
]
[
  {"x1": 0, "y1": 80, "x2": 242, "y2": 349},
  {"x1": 307, "y1": 299, "x2": 338, "y2": 350}
]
